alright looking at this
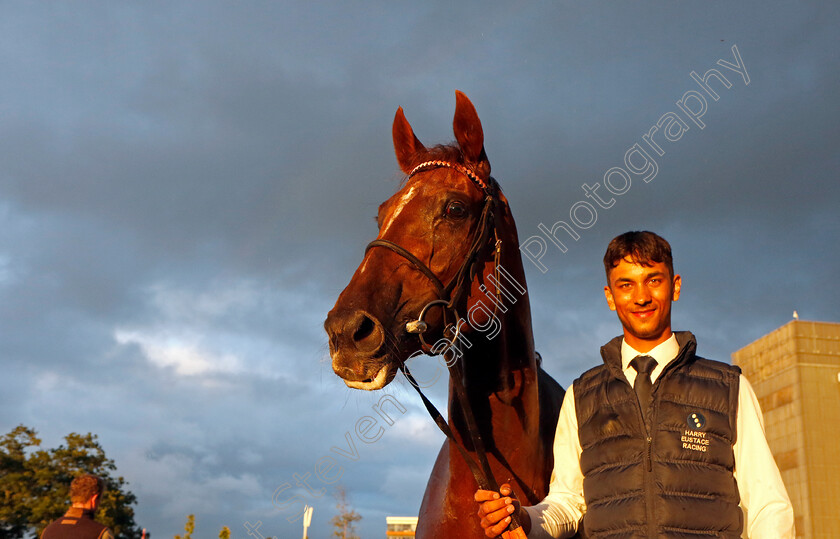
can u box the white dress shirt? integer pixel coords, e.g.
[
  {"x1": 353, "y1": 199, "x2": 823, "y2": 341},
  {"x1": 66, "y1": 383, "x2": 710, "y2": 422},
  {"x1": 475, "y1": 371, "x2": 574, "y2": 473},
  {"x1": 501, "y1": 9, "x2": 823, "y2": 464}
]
[{"x1": 524, "y1": 334, "x2": 795, "y2": 538}]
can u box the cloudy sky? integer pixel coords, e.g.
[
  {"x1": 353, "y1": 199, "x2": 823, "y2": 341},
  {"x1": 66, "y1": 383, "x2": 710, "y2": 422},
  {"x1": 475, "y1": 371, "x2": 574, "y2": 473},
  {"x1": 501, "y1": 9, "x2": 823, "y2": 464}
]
[{"x1": 1, "y1": 2, "x2": 837, "y2": 538}]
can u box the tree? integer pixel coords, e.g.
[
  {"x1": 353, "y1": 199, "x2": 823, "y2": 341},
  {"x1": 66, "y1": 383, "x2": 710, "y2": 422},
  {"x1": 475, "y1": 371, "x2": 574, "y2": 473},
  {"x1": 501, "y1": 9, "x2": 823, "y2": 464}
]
[
  {"x1": 0, "y1": 425, "x2": 142, "y2": 539},
  {"x1": 330, "y1": 486, "x2": 361, "y2": 539},
  {"x1": 173, "y1": 514, "x2": 194, "y2": 539},
  {"x1": 173, "y1": 514, "x2": 230, "y2": 539}
]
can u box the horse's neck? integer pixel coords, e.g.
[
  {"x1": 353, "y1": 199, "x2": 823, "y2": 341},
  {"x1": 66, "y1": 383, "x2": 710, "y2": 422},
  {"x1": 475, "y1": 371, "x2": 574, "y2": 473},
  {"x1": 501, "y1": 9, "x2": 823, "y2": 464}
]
[
  {"x1": 448, "y1": 265, "x2": 542, "y2": 448},
  {"x1": 463, "y1": 296, "x2": 536, "y2": 388},
  {"x1": 463, "y1": 208, "x2": 539, "y2": 395}
]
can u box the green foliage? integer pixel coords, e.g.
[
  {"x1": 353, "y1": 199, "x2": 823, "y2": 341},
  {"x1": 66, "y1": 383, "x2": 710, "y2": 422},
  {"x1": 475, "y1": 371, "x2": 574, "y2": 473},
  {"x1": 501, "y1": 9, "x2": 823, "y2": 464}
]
[
  {"x1": 173, "y1": 514, "x2": 194, "y2": 539},
  {"x1": 330, "y1": 486, "x2": 361, "y2": 539},
  {"x1": 173, "y1": 515, "x2": 230, "y2": 539},
  {"x1": 0, "y1": 425, "x2": 141, "y2": 539}
]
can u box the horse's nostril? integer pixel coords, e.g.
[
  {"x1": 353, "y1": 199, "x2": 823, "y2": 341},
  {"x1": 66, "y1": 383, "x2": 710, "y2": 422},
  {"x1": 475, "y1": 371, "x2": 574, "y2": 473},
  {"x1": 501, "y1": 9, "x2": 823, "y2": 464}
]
[
  {"x1": 326, "y1": 309, "x2": 384, "y2": 355},
  {"x1": 353, "y1": 315, "x2": 376, "y2": 343}
]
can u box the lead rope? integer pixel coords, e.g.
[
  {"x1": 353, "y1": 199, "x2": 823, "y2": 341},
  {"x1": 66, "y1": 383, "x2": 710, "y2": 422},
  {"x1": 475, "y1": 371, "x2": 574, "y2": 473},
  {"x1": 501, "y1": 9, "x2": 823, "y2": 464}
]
[
  {"x1": 397, "y1": 360, "x2": 488, "y2": 485},
  {"x1": 399, "y1": 343, "x2": 527, "y2": 537}
]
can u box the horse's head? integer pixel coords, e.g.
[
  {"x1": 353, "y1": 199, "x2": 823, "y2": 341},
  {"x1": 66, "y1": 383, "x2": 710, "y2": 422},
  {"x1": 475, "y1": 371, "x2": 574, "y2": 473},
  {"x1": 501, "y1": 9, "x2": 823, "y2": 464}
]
[{"x1": 325, "y1": 91, "x2": 512, "y2": 390}]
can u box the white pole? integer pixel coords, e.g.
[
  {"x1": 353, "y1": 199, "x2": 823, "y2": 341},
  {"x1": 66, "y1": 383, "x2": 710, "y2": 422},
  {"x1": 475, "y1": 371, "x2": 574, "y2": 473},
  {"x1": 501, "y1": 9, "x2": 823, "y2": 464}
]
[{"x1": 302, "y1": 505, "x2": 314, "y2": 539}]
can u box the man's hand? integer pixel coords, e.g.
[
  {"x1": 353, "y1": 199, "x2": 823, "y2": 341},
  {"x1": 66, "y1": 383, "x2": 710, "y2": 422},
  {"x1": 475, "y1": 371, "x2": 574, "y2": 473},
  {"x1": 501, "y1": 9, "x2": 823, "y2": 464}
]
[{"x1": 474, "y1": 483, "x2": 530, "y2": 538}]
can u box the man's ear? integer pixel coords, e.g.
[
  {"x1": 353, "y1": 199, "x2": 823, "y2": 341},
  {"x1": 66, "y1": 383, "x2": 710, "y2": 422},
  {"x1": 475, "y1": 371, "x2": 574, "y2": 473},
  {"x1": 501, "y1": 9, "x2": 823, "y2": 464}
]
[
  {"x1": 604, "y1": 285, "x2": 617, "y2": 311},
  {"x1": 89, "y1": 493, "x2": 100, "y2": 509},
  {"x1": 672, "y1": 274, "x2": 681, "y2": 301}
]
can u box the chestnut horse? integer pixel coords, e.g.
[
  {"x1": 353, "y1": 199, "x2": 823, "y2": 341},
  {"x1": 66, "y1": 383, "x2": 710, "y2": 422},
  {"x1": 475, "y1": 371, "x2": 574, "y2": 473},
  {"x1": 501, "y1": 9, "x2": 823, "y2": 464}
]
[{"x1": 324, "y1": 92, "x2": 565, "y2": 537}]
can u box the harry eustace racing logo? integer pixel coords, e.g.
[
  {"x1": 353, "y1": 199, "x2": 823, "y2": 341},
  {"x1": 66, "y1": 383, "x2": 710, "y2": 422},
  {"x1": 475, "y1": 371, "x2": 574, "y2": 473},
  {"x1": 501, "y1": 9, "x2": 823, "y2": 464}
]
[{"x1": 681, "y1": 412, "x2": 710, "y2": 453}]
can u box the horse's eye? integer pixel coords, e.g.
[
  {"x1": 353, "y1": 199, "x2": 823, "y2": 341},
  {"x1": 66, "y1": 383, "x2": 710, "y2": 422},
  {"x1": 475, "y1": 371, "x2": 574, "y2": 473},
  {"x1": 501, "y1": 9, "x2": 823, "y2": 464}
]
[{"x1": 445, "y1": 201, "x2": 468, "y2": 220}]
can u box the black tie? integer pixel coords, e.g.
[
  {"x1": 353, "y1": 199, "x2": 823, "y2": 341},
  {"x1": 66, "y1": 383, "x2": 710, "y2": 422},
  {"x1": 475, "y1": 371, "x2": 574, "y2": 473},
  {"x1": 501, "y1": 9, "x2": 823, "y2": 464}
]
[{"x1": 630, "y1": 355, "x2": 658, "y2": 412}]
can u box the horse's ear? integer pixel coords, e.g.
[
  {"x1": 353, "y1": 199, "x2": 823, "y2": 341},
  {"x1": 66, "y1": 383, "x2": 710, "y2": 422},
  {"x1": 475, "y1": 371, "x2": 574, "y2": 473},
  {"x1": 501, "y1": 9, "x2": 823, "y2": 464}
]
[
  {"x1": 453, "y1": 90, "x2": 490, "y2": 176},
  {"x1": 393, "y1": 106, "x2": 426, "y2": 174}
]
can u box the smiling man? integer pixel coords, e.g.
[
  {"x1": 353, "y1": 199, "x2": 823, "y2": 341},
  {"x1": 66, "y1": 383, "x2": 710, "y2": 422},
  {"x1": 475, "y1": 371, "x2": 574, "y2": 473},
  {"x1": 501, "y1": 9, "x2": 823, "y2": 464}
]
[{"x1": 476, "y1": 231, "x2": 794, "y2": 538}]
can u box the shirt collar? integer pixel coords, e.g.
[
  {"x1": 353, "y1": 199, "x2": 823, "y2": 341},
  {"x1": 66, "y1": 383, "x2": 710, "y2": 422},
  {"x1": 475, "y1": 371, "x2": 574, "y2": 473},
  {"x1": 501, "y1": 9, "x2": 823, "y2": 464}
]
[
  {"x1": 65, "y1": 507, "x2": 96, "y2": 520},
  {"x1": 621, "y1": 333, "x2": 680, "y2": 383}
]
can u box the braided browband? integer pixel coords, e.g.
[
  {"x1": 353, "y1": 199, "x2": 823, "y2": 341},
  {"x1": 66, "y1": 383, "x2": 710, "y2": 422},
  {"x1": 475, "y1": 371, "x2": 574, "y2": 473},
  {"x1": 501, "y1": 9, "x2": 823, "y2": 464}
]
[{"x1": 408, "y1": 160, "x2": 491, "y2": 193}]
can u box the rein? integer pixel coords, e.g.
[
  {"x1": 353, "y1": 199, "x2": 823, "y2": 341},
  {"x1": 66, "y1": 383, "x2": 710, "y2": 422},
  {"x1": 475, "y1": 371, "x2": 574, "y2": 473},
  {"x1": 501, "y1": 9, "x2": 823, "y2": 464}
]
[{"x1": 365, "y1": 161, "x2": 525, "y2": 536}]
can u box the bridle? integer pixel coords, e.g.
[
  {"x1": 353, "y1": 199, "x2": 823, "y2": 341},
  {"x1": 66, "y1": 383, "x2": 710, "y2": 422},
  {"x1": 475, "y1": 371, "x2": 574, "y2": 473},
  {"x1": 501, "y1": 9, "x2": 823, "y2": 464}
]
[
  {"x1": 364, "y1": 160, "x2": 527, "y2": 536},
  {"x1": 365, "y1": 160, "x2": 500, "y2": 350}
]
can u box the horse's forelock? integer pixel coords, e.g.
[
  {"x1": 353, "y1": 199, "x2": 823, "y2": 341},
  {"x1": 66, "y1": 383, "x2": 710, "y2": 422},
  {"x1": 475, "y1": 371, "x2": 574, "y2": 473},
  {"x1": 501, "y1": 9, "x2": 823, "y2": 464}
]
[{"x1": 410, "y1": 144, "x2": 464, "y2": 168}]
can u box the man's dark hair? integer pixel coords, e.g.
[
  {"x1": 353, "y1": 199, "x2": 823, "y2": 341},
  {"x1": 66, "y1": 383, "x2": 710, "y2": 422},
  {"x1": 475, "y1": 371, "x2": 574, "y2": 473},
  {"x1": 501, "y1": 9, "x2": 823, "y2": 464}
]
[
  {"x1": 70, "y1": 474, "x2": 105, "y2": 504},
  {"x1": 603, "y1": 231, "x2": 674, "y2": 282}
]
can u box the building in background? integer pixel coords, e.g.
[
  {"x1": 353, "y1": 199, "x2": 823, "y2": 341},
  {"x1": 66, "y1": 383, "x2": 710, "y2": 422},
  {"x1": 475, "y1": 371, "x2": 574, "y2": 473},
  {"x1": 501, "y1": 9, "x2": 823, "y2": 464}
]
[
  {"x1": 732, "y1": 319, "x2": 840, "y2": 539},
  {"x1": 386, "y1": 516, "x2": 417, "y2": 538}
]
